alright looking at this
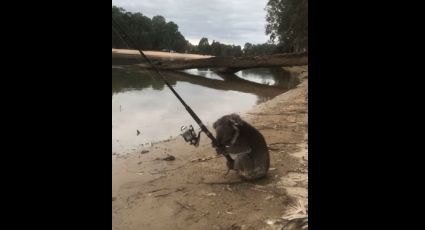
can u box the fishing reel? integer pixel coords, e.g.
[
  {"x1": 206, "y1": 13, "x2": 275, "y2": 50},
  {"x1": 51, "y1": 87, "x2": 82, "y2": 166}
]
[{"x1": 180, "y1": 125, "x2": 202, "y2": 147}]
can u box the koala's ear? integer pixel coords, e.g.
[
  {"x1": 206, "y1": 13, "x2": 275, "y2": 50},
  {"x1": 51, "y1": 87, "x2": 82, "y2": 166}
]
[
  {"x1": 229, "y1": 114, "x2": 242, "y2": 126},
  {"x1": 213, "y1": 121, "x2": 217, "y2": 129}
]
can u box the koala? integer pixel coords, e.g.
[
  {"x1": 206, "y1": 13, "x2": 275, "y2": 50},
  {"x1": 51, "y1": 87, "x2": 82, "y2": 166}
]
[{"x1": 213, "y1": 114, "x2": 270, "y2": 180}]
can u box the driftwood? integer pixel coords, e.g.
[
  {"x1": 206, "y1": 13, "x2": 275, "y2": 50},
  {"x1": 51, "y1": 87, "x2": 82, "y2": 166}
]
[{"x1": 138, "y1": 52, "x2": 308, "y2": 73}]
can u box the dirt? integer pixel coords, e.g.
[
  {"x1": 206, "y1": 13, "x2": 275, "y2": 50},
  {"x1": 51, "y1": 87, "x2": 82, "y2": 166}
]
[{"x1": 112, "y1": 67, "x2": 308, "y2": 230}]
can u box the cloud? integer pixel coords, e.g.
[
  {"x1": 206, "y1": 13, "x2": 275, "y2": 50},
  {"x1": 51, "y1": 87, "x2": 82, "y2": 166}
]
[{"x1": 112, "y1": 0, "x2": 270, "y2": 46}]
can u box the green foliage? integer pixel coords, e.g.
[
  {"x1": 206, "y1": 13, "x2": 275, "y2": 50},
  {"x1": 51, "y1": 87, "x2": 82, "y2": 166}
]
[
  {"x1": 207, "y1": 40, "x2": 242, "y2": 57},
  {"x1": 112, "y1": 6, "x2": 188, "y2": 52},
  {"x1": 265, "y1": 0, "x2": 308, "y2": 52},
  {"x1": 197, "y1": 37, "x2": 210, "y2": 54},
  {"x1": 243, "y1": 42, "x2": 280, "y2": 56}
]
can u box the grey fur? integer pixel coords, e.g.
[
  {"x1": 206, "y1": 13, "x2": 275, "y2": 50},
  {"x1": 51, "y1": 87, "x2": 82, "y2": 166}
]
[{"x1": 213, "y1": 114, "x2": 270, "y2": 180}]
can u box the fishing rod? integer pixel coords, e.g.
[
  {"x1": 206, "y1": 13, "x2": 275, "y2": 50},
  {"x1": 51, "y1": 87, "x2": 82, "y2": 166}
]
[{"x1": 112, "y1": 16, "x2": 233, "y2": 162}]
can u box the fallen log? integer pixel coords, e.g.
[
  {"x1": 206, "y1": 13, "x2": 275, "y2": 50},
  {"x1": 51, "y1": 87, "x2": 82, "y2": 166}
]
[{"x1": 138, "y1": 52, "x2": 308, "y2": 73}]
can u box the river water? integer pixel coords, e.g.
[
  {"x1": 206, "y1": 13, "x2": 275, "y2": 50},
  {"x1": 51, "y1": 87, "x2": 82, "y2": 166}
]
[{"x1": 112, "y1": 65, "x2": 299, "y2": 154}]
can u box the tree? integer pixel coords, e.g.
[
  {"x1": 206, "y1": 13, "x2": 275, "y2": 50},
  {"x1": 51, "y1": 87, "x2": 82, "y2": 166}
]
[
  {"x1": 151, "y1": 15, "x2": 166, "y2": 49},
  {"x1": 243, "y1": 42, "x2": 279, "y2": 56},
  {"x1": 198, "y1": 37, "x2": 210, "y2": 54},
  {"x1": 185, "y1": 41, "x2": 198, "y2": 53},
  {"x1": 265, "y1": 0, "x2": 308, "y2": 52},
  {"x1": 112, "y1": 6, "x2": 129, "y2": 48},
  {"x1": 232, "y1": 45, "x2": 243, "y2": 57},
  {"x1": 112, "y1": 6, "x2": 190, "y2": 52}
]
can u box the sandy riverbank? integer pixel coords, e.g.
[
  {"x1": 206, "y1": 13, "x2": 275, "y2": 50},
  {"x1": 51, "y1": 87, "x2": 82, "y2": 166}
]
[
  {"x1": 112, "y1": 48, "x2": 214, "y2": 60},
  {"x1": 112, "y1": 66, "x2": 308, "y2": 230}
]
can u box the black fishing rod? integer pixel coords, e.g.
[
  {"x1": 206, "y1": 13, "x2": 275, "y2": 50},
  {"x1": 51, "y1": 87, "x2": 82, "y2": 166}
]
[{"x1": 112, "y1": 16, "x2": 232, "y2": 162}]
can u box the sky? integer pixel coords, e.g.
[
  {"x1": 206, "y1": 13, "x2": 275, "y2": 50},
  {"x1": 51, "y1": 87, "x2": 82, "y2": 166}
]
[{"x1": 111, "y1": 0, "x2": 270, "y2": 47}]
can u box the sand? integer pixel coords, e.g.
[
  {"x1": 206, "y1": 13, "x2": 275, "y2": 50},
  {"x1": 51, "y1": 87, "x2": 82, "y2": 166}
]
[
  {"x1": 112, "y1": 48, "x2": 214, "y2": 60},
  {"x1": 112, "y1": 66, "x2": 308, "y2": 230}
]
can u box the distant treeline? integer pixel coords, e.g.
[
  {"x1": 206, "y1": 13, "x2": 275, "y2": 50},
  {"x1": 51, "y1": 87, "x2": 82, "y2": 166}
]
[
  {"x1": 112, "y1": 1, "x2": 307, "y2": 56},
  {"x1": 189, "y1": 38, "x2": 243, "y2": 57},
  {"x1": 112, "y1": 6, "x2": 188, "y2": 53},
  {"x1": 112, "y1": 6, "x2": 245, "y2": 56}
]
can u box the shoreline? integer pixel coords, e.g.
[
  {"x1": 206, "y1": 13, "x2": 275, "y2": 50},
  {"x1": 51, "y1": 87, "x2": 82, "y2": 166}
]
[
  {"x1": 112, "y1": 48, "x2": 214, "y2": 60},
  {"x1": 112, "y1": 66, "x2": 308, "y2": 230}
]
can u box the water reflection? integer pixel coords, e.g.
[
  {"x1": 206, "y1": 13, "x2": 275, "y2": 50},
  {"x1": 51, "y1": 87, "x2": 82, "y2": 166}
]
[
  {"x1": 112, "y1": 67, "x2": 299, "y2": 101},
  {"x1": 112, "y1": 66, "x2": 299, "y2": 154},
  {"x1": 235, "y1": 67, "x2": 300, "y2": 89},
  {"x1": 112, "y1": 67, "x2": 168, "y2": 94},
  {"x1": 182, "y1": 68, "x2": 224, "y2": 80}
]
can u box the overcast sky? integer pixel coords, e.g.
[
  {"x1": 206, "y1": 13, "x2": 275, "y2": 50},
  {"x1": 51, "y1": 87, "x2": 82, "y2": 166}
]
[{"x1": 112, "y1": 0, "x2": 270, "y2": 46}]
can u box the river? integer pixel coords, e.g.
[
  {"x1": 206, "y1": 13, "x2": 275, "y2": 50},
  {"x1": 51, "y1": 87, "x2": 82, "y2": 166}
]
[{"x1": 112, "y1": 65, "x2": 299, "y2": 155}]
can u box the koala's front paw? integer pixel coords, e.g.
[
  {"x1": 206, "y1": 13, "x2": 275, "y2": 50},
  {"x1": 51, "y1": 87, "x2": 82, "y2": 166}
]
[
  {"x1": 214, "y1": 144, "x2": 226, "y2": 155},
  {"x1": 226, "y1": 159, "x2": 235, "y2": 170}
]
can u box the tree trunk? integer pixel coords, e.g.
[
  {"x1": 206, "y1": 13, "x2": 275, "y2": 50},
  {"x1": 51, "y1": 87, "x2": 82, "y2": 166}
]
[{"x1": 138, "y1": 52, "x2": 308, "y2": 73}]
